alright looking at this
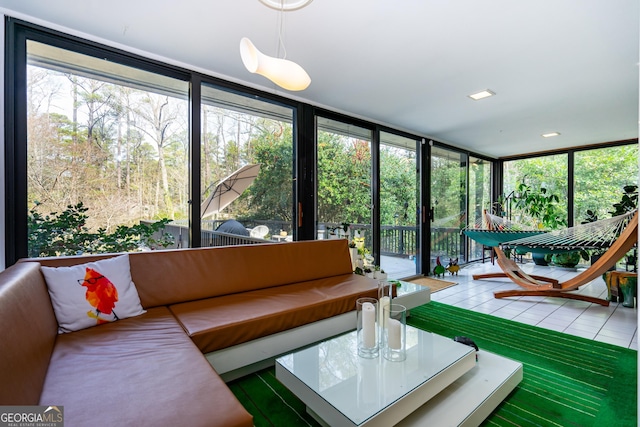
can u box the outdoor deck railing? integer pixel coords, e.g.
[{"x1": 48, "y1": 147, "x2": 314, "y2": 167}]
[
  {"x1": 146, "y1": 222, "x2": 270, "y2": 249},
  {"x1": 156, "y1": 220, "x2": 462, "y2": 259}
]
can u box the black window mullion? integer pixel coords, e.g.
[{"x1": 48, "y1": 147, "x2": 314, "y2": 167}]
[
  {"x1": 190, "y1": 74, "x2": 202, "y2": 247},
  {"x1": 5, "y1": 17, "x2": 28, "y2": 267}
]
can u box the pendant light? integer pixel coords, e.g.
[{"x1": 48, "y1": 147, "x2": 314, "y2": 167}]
[{"x1": 240, "y1": 0, "x2": 312, "y2": 91}]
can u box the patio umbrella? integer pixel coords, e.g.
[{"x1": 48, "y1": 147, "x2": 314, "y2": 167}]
[{"x1": 201, "y1": 164, "x2": 260, "y2": 218}]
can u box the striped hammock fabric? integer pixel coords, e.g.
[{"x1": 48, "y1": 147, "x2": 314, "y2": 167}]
[
  {"x1": 463, "y1": 229, "x2": 545, "y2": 248},
  {"x1": 502, "y1": 209, "x2": 637, "y2": 251},
  {"x1": 463, "y1": 212, "x2": 546, "y2": 247}
]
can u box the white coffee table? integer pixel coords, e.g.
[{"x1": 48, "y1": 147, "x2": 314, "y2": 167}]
[
  {"x1": 393, "y1": 280, "x2": 430, "y2": 312},
  {"x1": 276, "y1": 325, "x2": 512, "y2": 427}
]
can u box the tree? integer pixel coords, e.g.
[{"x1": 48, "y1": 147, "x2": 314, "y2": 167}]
[
  {"x1": 244, "y1": 122, "x2": 294, "y2": 221},
  {"x1": 574, "y1": 145, "x2": 638, "y2": 221},
  {"x1": 380, "y1": 146, "x2": 416, "y2": 226},
  {"x1": 133, "y1": 94, "x2": 185, "y2": 218},
  {"x1": 317, "y1": 132, "x2": 372, "y2": 225}
]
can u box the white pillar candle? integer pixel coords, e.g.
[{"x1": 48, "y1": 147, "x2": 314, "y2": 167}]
[
  {"x1": 362, "y1": 302, "x2": 376, "y2": 348},
  {"x1": 388, "y1": 318, "x2": 402, "y2": 349},
  {"x1": 378, "y1": 296, "x2": 390, "y2": 328}
]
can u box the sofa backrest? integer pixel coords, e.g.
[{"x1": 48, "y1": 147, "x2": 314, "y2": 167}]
[
  {"x1": 29, "y1": 239, "x2": 353, "y2": 308},
  {"x1": 0, "y1": 262, "x2": 59, "y2": 404}
]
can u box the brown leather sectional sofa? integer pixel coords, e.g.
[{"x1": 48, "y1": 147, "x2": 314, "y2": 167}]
[{"x1": 0, "y1": 239, "x2": 379, "y2": 426}]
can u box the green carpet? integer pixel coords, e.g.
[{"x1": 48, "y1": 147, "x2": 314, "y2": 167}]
[{"x1": 229, "y1": 302, "x2": 637, "y2": 426}]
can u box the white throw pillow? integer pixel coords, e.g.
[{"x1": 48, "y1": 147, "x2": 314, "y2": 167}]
[{"x1": 41, "y1": 254, "x2": 146, "y2": 333}]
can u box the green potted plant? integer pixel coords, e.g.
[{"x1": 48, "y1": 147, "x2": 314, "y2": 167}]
[
  {"x1": 550, "y1": 251, "x2": 586, "y2": 269},
  {"x1": 512, "y1": 181, "x2": 567, "y2": 265},
  {"x1": 609, "y1": 185, "x2": 637, "y2": 216},
  {"x1": 610, "y1": 184, "x2": 637, "y2": 270},
  {"x1": 513, "y1": 181, "x2": 567, "y2": 230},
  {"x1": 582, "y1": 185, "x2": 637, "y2": 268},
  {"x1": 580, "y1": 209, "x2": 608, "y2": 267}
]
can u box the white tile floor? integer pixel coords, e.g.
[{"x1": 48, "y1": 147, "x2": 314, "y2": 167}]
[{"x1": 428, "y1": 261, "x2": 638, "y2": 350}]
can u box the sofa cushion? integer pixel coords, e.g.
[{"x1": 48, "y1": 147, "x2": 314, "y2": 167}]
[
  {"x1": 31, "y1": 239, "x2": 354, "y2": 308},
  {"x1": 169, "y1": 274, "x2": 378, "y2": 353},
  {"x1": 0, "y1": 262, "x2": 58, "y2": 404},
  {"x1": 40, "y1": 254, "x2": 146, "y2": 333},
  {"x1": 39, "y1": 307, "x2": 253, "y2": 427}
]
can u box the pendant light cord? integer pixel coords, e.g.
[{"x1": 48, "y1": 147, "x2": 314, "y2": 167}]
[{"x1": 277, "y1": 0, "x2": 287, "y2": 59}]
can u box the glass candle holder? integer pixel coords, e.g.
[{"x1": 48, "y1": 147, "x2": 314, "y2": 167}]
[
  {"x1": 356, "y1": 297, "x2": 379, "y2": 358},
  {"x1": 378, "y1": 281, "x2": 392, "y2": 337},
  {"x1": 378, "y1": 280, "x2": 393, "y2": 300},
  {"x1": 383, "y1": 303, "x2": 406, "y2": 362}
]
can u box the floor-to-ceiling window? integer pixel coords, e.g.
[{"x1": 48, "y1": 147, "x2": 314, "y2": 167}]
[
  {"x1": 316, "y1": 117, "x2": 373, "y2": 256},
  {"x1": 574, "y1": 144, "x2": 638, "y2": 223},
  {"x1": 25, "y1": 39, "x2": 190, "y2": 257},
  {"x1": 21, "y1": 18, "x2": 634, "y2": 273},
  {"x1": 430, "y1": 146, "x2": 467, "y2": 268},
  {"x1": 379, "y1": 132, "x2": 419, "y2": 278},
  {"x1": 502, "y1": 154, "x2": 568, "y2": 229},
  {"x1": 467, "y1": 156, "x2": 492, "y2": 261},
  {"x1": 199, "y1": 84, "x2": 295, "y2": 246}
]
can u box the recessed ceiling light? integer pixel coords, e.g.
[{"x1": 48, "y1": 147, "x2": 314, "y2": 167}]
[
  {"x1": 542, "y1": 132, "x2": 561, "y2": 138},
  {"x1": 468, "y1": 90, "x2": 495, "y2": 101}
]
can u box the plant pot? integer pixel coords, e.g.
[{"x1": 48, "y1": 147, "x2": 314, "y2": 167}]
[
  {"x1": 532, "y1": 252, "x2": 548, "y2": 266},
  {"x1": 551, "y1": 251, "x2": 581, "y2": 268}
]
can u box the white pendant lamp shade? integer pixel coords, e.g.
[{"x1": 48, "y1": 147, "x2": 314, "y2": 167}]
[{"x1": 240, "y1": 37, "x2": 311, "y2": 91}]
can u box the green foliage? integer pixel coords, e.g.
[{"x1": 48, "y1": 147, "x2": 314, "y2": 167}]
[
  {"x1": 581, "y1": 209, "x2": 599, "y2": 224},
  {"x1": 243, "y1": 124, "x2": 294, "y2": 222},
  {"x1": 574, "y1": 145, "x2": 638, "y2": 221},
  {"x1": 317, "y1": 133, "x2": 372, "y2": 224},
  {"x1": 380, "y1": 147, "x2": 417, "y2": 226},
  {"x1": 28, "y1": 202, "x2": 174, "y2": 257},
  {"x1": 551, "y1": 251, "x2": 583, "y2": 268},
  {"x1": 430, "y1": 151, "x2": 467, "y2": 228},
  {"x1": 609, "y1": 185, "x2": 638, "y2": 216},
  {"x1": 513, "y1": 181, "x2": 567, "y2": 230},
  {"x1": 503, "y1": 155, "x2": 568, "y2": 223}
]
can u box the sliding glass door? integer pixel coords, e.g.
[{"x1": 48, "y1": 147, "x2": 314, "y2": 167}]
[
  {"x1": 26, "y1": 40, "x2": 190, "y2": 256},
  {"x1": 316, "y1": 117, "x2": 373, "y2": 255},
  {"x1": 430, "y1": 147, "x2": 467, "y2": 270},
  {"x1": 200, "y1": 84, "x2": 295, "y2": 246},
  {"x1": 467, "y1": 156, "x2": 492, "y2": 261},
  {"x1": 379, "y1": 132, "x2": 419, "y2": 278}
]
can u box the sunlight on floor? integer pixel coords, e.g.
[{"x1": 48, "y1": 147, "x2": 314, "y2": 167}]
[{"x1": 425, "y1": 262, "x2": 638, "y2": 349}]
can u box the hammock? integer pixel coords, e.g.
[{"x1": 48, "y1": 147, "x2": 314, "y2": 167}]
[
  {"x1": 463, "y1": 211, "x2": 546, "y2": 247},
  {"x1": 469, "y1": 210, "x2": 638, "y2": 306},
  {"x1": 501, "y1": 210, "x2": 636, "y2": 254}
]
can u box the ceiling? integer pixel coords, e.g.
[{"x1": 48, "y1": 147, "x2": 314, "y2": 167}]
[{"x1": 0, "y1": 0, "x2": 638, "y2": 157}]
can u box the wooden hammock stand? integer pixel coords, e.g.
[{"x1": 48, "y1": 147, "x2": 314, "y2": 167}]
[{"x1": 472, "y1": 211, "x2": 638, "y2": 306}]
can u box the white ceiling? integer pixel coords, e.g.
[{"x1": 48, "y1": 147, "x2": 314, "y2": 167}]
[{"x1": 0, "y1": 0, "x2": 638, "y2": 157}]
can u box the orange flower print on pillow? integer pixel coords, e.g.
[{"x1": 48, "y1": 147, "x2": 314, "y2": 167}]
[{"x1": 78, "y1": 267, "x2": 120, "y2": 324}]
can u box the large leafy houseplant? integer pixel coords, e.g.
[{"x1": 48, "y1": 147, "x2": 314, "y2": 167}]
[
  {"x1": 609, "y1": 184, "x2": 638, "y2": 216},
  {"x1": 605, "y1": 185, "x2": 637, "y2": 268},
  {"x1": 512, "y1": 182, "x2": 568, "y2": 265},
  {"x1": 580, "y1": 185, "x2": 637, "y2": 267},
  {"x1": 513, "y1": 182, "x2": 567, "y2": 230}
]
